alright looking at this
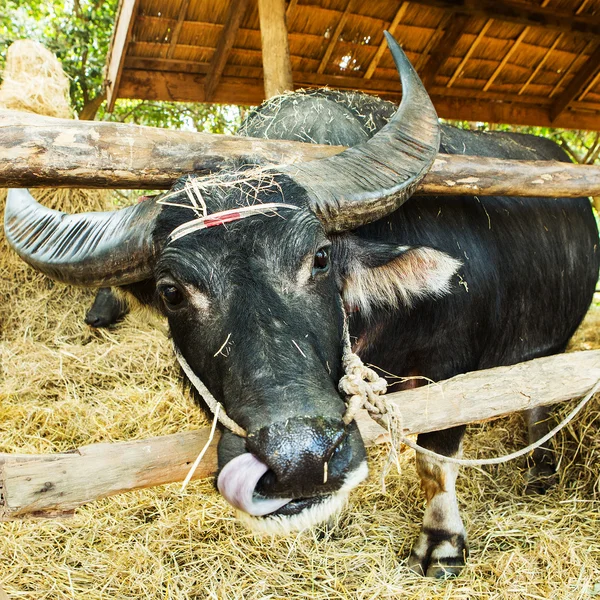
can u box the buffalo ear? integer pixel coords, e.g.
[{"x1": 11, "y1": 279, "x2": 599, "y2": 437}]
[{"x1": 337, "y1": 237, "x2": 461, "y2": 315}]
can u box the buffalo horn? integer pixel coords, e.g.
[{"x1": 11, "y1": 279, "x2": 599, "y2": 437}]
[
  {"x1": 4, "y1": 188, "x2": 161, "y2": 286},
  {"x1": 281, "y1": 32, "x2": 440, "y2": 232}
]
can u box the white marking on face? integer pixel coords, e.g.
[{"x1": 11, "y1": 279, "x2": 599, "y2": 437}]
[
  {"x1": 237, "y1": 460, "x2": 368, "y2": 535},
  {"x1": 183, "y1": 284, "x2": 211, "y2": 313}
]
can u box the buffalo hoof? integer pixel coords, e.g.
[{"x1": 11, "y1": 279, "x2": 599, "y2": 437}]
[{"x1": 407, "y1": 529, "x2": 468, "y2": 578}]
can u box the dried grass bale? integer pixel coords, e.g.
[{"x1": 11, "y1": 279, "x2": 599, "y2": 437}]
[{"x1": 0, "y1": 40, "x2": 72, "y2": 119}]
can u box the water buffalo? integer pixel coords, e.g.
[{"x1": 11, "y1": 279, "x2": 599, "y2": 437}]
[
  {"x1": 5, "y1": 34, "x2": 598, "y2": 577},
  {"x1": 85, "y1": 287, "x2": 129, "y2": 328}
]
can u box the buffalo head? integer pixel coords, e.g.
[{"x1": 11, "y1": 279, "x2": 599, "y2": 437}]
[{"x1": 4, "y1": 35, "x2": 452, "y2": 533}]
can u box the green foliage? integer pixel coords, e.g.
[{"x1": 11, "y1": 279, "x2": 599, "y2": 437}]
[{"x1": 99, "y1": 100, "x2": 241, "y2": 134}]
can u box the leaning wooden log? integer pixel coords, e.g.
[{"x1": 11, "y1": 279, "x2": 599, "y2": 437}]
[
  {"x1": 2, "y1": 109, "x2": 600, "y2": 198},
  {"x1": 1, "y1": 350, "x2": 598, "y2": 521}
]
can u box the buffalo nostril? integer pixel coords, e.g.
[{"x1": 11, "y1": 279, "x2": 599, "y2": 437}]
[{"x1": 85, "y1": 315, "x2": 101, "y2": 327}]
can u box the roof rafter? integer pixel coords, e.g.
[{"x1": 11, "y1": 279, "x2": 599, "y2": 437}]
[
  {"x1": 363, "y1": 2, "x2": 409, "y2": 80},
  {"x1": 446, "y1": 18, "x2": 493, "y2": 89},
  {"x1": 204, "y1": 0, "x2": 251, "y2": 101},
  {"x1": 550, "y1": 43, "x2": 600, "y2": 121},
  {"x1": 164, "y1": 0, "x2": 191, "y2": 59},
  {"x1": 317, "y1": 0, "x2": 356, "y2": 75},
  {"x1": 420, "y1": 13, "x2": 470, "y2": 88}
]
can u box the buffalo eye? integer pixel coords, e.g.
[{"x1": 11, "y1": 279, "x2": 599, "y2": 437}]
[
  {"x1": 312, "y1": 247, "x2": 330, "y2": 276},
  {"x1": 159, "y1": 285, "x2": 184, "y2": 308}
]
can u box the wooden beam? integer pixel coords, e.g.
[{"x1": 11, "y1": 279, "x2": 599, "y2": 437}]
[
  {"x1": 432, "y1": 94, "x2": 600, "y2": 131},
  {"x1": 115, "y1": 68, "x2": 600, "y2": 130},
  {"x1": 120, "y1": 69, "x2": 266, "y2": 105},
  {"x1": 447, "y1": 19, "x2": 493, "y2": 88},
  {"x1": 5, "y1": 108, "x2": 600, "y2": 190},
  {"x1": 164, "y1": 0, "x2": 191, "y2": 59},
  {"x1": 2, "y1": 350, "x2": 598, "y2": 520},
  {"x1": 549, "y1": 39, "x2": 594, "y2": 99},
  {"x1": 317, "y1": 0, "x2": 355, "y2": 75},
  {"x1": 204, "y1": 0, "x2": 251, "y2": 101},
  {"x1": 407, "y1": 0, "x2": 600, "y2": 40},
  {"x1": 550, "y1": 43, "x2": 600, "y2": 122},
  {"x1": 363, "y1": 2, "x2": 409, "y2": 80},
  {"x1": 257, "y1": 0, "x2": 294, "y2": 97},
  {"x1": 105, "y1": 0, "x2": 140, "y2": 112},
  {"x1": 483, "y1": 26, "x2": 529, "y2": 92},
  {"x1": 420, "y1": 14, "x2": 470, "y2": 89}
]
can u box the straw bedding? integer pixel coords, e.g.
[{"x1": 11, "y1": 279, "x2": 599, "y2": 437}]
[{"x1": 0, "y1": 211, "x2": 599, "y2": 598}]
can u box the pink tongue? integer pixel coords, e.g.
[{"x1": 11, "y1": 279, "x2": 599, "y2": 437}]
[{"x1": 217, "y1": 453, "x2": 292, "y2": 517}]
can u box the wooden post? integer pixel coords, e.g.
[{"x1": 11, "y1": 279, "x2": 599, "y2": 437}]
[{"x1": 257, "y1": 0, "x2": 294, "y2": 98}]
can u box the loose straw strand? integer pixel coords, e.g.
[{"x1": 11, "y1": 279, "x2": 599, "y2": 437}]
[{"x1": 181, "y1": 404, "x2": 221, "y2": 492}]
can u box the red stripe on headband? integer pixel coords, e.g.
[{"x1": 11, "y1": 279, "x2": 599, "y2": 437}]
[{"x1": 204, "y1": 212, "x2": 242, "y2": 227}]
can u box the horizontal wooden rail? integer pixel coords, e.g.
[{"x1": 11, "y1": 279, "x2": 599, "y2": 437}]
[
  {"x1": 2, "y1": 109, "x2": 600, "y2": 197},
  {"x1": 1, "y1": 350, "x2": 598, "y2": 521}
]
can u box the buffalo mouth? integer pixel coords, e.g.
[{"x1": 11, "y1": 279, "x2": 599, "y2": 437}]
[{"x1": 217, "y1": 452, "x2": 369, "y2": 534}]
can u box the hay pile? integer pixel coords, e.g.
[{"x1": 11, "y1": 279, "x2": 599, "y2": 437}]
[
  {"x1": 0, "y1": 40, "x2": 116, "y2": 334},
  {"x1": 0, "y1": 276, "x2": 598, "y2": 598},
  {"x1": 0, "y1": 40, "x2": 72, "y2": 119}
]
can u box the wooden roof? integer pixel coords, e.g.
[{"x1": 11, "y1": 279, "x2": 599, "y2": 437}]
[{"x1": 105, "y1": 0, "x2": 600, "y2": 130}]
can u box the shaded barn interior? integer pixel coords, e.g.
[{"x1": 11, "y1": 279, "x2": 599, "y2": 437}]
[{"x1": 106, "y1": 0, "x2": 600, "y2": 130}]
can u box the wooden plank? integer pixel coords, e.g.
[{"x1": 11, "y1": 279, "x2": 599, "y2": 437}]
[
  {"x1": 1, "y1": 350, "x2": 598, "y2": 521},
  {"x1": 363, "y1": 2, "x2": 409, "y2": 80},
  {"x1": 550, "y1": 43, "x2": 600, "y2": 122},
  {"x1": 420, "y1": 14, "x2": 470, "y2": 88},
  {"x1": 286, "y1": 0, "x2": 299, "y2": 18},
  {"x1": 257, "y1": 0, "x2": 294, "y2": 97},
  {"x1": 105, "y1": 0, "x2": 140, "y2": 112},
  {"x1": 204, "y1": 0, "x2": 251, "y2": 101},
  {"x1": 446, "y1": 19, "x2": 493, "y2": 89},
  {"x1": 407, "y1": 0, "x2": 600, "y2": 40},
  {"x1": 164, "y1": 0, "x2": 191, "y2": 59},
  {"x1": 5, "y1": 108, "x2": 600, "y2": 190},
  {"x1": 317, "y1": 0, "x2": 354, "y2": 75}
]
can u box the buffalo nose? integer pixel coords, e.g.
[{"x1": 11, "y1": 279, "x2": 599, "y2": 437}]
[
  {"x1": 84, "y1": 313, "x2": 104, "y2": 328},
  {"x1": 245, "y1": 417, "x2": 352, "y2": 497}
]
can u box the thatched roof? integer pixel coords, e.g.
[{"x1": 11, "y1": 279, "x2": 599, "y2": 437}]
[{"x1": 105, "y1": 0, "x2": 600, "y2": 130}]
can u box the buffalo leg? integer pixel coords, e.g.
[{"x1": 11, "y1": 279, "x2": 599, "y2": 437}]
[
  {"x1": 407, "y1": 425, "x2": 468, "y2": 578},
  {"x1": 524, "y1": 406, "x2": 557, "y2": 494}
]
